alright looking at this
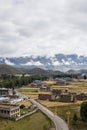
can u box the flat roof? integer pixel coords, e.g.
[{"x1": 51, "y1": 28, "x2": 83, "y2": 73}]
[
  {"x1": 0, "y1": 103, "x2": 19, "y2": 109},
  {"x1": 0, "y1": 88, "x2": 12, "y2": 90}
]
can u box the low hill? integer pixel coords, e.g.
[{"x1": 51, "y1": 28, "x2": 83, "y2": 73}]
[
  {"x1": 0, "y1": 65, "x2": 49, "y2": 75},
  {"x1": 66, "y1": 69, "x2": 78, "y2": 74},
  {"x1": 27, "y1": 68, "x2": 48, "y2": 75},
  {"x1": 0, "y1": 64, "x2": 87, "y2": 76},
  {"x1": 0, "y1": 64, "x2": 26, "y2": 74}
]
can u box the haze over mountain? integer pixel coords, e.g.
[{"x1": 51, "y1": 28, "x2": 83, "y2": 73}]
[{"x1": 0, "y1": 54, "x2": 87, "y2": 71}]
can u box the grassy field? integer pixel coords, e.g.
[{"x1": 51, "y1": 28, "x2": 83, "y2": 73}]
[
  {"x1": 19, "y1": 88, "x2": 39, "y2": 92},
  {"x1": 49, "y1": 105, "x2": 87, "y2": 130},
  {"x1": 0, "y1": 111, "x2": 54, "y2": 130},
  {"x1": 43, "y1": 81, "x2": 56, "y2": 85},
  {"x1": 18, "y1": 87, "x2": 39, "y2": 98},
  {"x1": 51, "y1": 79, "x2": 87, "y2": 93},
  {"x1": 18, "y1": 79, "x2": 87, "y2": 106},
  {"x1": 38, "y1": 100, "x2": 83, "y2": 107},
  {"x1": 17, "y1": 101, "x2": 32, "y2": 106}
]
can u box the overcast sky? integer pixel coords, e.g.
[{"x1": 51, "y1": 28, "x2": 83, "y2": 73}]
[{"x1": 0, "y1": 0, "x2": 87, "y2": 57}]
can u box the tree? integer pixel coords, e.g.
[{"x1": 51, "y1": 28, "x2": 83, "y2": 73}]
[
  {"x1": 80, "y1": 102, "x2": 87, "y2": 121},
  {"x1": 20, "y1": 104, "x2": 25, "y2": 109},
  {"x1": 73, "y1": 113, "x2": 78, "y2": 124},
  {"x1": 84, "y1": 75, "x2": 87, "y2": 79}
]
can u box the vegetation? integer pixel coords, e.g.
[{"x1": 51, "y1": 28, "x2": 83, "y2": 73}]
[
  {"x1": 53, "y1": 73, "x2": 78, "y2": 79},
  {"x1": 0, "y1": 74, "x2": 47, "y2": 88},
  {"x1": 80, "y1": 101, "x2": 87, "y2": 122},
  {"x1": 19, "y1": 88, "x2": 38, "y2": 93},
  {"x1": 50, "y1": 105, "x2": 87, "y2": 130},
  {"x1": 20, "y1": 105, "x2": 25, "y2": 109},
  {"x1": 73, "y1": 113, "x2": 78, "y2": 124},
  {"x1": 0, "y1": 111, "x2": 54, "y2": 130}
]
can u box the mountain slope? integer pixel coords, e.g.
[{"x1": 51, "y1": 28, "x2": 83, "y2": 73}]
[
  {"x1": 0, "y1": 64, "x2": 26, "y2": 74},
  {"x1": 0, "y1": 64, "x2": 87, "y2": 76},
  {"x1": 0, "y1": 65, "x2": 49, "y2": 75}
]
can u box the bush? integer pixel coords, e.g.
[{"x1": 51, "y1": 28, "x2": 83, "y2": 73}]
[
  {"x1": 20, "y1": 104, "x2": 25, "y2": 109},
  {"x1": 80, "y1": 102, "x2": 87, "y2": 121},
  {"x1": 73, "y1": 113, "x2": 78, "y2": 125}
]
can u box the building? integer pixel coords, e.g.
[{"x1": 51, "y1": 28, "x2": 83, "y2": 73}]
[
  {"x1": 39, "y1": 85, "x2": 52, "y2": 92},
  {"x1": 0, "y1": 88, "x2": 13, "y2": 97},
  {"x1": 76, "y1": 93, "x2": 87, "y2": 100},
  {"x1": 52, "y1": 89, "x2": 62, "y2": 97},
  {"x1": 55, "y1": 78, "x2": 66, "y2": 86},
  {"x1": 60, "y1": 93, "x2": 76, "y2": 102},
  {"x1": 38, "y1": 92, "x2": 56, "y2": 101},
  {"x1": 31, "y1": 80, "x2": 42, "y2": 88},
  {"x1": 0, "y1": 103, "x2": 20, "y2": 119},
  {"x1": 64, "y1": 77, "x2": 76, "y2": 82}
]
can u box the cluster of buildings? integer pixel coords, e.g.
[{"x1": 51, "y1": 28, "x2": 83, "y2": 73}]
[
  {"x1": 38, "y1": 86, "x2": 87, "y2": 102},
  {"x1": 33, "y1": 79, "x2": 87, "y2": 103},
  {"x1": 31, "y1": 80, "x2": 43, "y2": 88}
]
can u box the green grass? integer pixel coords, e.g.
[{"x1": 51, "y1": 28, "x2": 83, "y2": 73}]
[
  {"x1": 20, "y1": 108, "x2": 31, "y2": 115},
  {"x1": 49, "y1": 105, "x2": 87, "y2": 130},
  {"x1": 0, "y1": 111, "x2": 54, "y2": 130},
  {"x1": 19, "y1": 89, "x2": 38, "y2": 93}
]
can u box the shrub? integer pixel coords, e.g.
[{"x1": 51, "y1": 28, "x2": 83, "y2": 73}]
[
  {"x1": 20, "y1": 104, "x2": 25, "y2": 109},
  {"x1": 80, "y1": 102, "x2": 87, "y2": 121}
]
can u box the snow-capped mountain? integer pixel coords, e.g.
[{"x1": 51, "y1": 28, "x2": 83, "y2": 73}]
[{"x1": 0, "y1": 54, "x2": 87, "y2": 71}]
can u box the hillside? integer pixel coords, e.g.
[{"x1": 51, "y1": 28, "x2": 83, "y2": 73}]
[
  {"x1": 0, "y1": 65, "x2": 49, "y2": 75},
  {"x1": 0, "y1": 64, "x2": 87, "y2": 76},
  {"x1": 0, "y1": 64, "x2": 26, "y2": 74}
]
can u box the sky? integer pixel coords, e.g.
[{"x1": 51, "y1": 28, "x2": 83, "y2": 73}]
[{"x1": 0, "y1": 0, "x2": 87, "y2": 57}]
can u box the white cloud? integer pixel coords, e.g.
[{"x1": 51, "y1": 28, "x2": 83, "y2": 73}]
[
  {"x1": 0, "y1": 0, "x2": 87, "y2": 57},
  {"x1": 21, "y1": 61, "x2": 43, "y2": 66},
  {"x1": 5, "y1": 59, "x2": 15, "y2": 66},
  {"x1": 52, "y1": 61, "x2": 60, "y2": 66}
]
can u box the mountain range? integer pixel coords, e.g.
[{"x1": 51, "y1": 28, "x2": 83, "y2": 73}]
[{"x1": 0, "y1": 54, "x2": 87, "y2": 71}]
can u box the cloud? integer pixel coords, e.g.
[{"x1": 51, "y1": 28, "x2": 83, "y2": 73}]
[
  {"x1": 0, "y1": 0, "x2": 87, "y2": 57},
  {"x1": 21, "y1": 60, "x2": 43, "y2": 66},
  {"x1": 4, "y1": 59, "x2": 15, "y2": 65},
  {"x1": 52, "y1": 61, "x2": 60, "y2": 66}
]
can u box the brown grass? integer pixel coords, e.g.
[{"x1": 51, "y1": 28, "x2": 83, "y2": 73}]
[
  {"x1": 43, "y1": 81, "x2": 56, "y2": 85},
  {"x1": 17, "y1": 101, "x2": 32, "y2": 106},
  {"x1": 38, "y1": 100, "x2": 83, "y2": 107}
]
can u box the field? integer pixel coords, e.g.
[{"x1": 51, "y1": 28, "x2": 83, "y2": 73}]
[
  {"x1": 0, "y1": 111, "x2": 54, "y2": 130},
  {"x1": 19, "y1": 88, "x2": 39, "y2": 92},
  {"x1": 18, "y1": 79, "x2": 87, "y2": 106},
  {"x1": 51, "y1": 79, "x2": 87, "y2": 93},
  {"x1": 17, "y1": 101, "x2": 32, "y2": 106},
  {"x1": 18, "y1": 87, "x2": 39, "y2": 98},
  {"x1": 38, "y1": 100, "x2": 83, "y2": 107},
  {"x1": 49, "y1": 105, "x2": 87, "y2": 130},
  {"x1": 44, "y1": 81, "x2": 56, "y2": 85}
]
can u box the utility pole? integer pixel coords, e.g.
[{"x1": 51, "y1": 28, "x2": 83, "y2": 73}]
[
  {"x1": 66, "y1": 111, "x2": 70, "y2": 126},
  {"x1": 54, "y1": 106, "x2": 57, "y2": 115}
]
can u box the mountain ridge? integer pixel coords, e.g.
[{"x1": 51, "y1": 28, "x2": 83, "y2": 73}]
[
  {"x1": 0, "y1": 54, "x2": 87, "y2": 71},
  {"x1": 0, "y1": 64, "x2": 87, "y2": 75}
]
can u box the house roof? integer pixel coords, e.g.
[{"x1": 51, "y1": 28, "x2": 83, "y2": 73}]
[{"x1": 0, "y1": 103, "x2": 19, "y2": 109}]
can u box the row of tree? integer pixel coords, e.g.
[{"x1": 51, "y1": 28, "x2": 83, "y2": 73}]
[{"x1": 0, "y1": 74, "x2": 48, "y2": 88}]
